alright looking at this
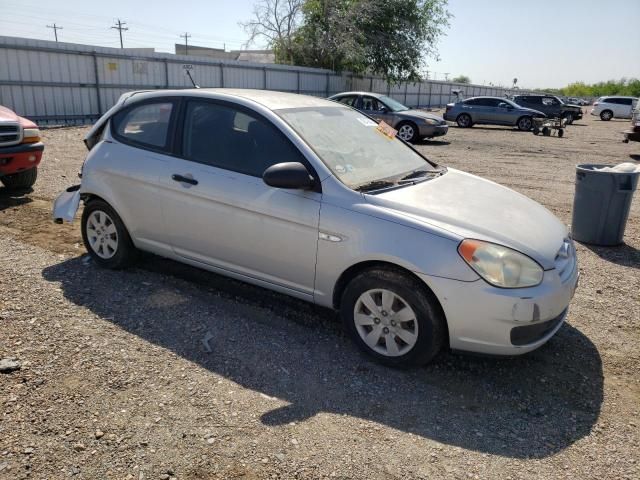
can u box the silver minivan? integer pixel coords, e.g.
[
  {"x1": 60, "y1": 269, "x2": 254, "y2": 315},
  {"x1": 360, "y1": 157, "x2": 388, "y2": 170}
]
[{"x1": 54, "y1": 89, "x2": 578, "y2": 366}]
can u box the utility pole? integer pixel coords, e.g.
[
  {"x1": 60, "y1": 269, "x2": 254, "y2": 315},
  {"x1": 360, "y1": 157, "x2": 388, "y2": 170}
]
[
  {"x1": 46, "y1": 23, "x2": 63, "y2": 42},
  {"x1": 180, "y1": 32, "x2": 191, "y2": 55},
  {"x1": 111, "y1": 19, "x2": 128, "y2": 49},
  {"x1": 444, "y1": 72, "x2": 450, "y2": 81}
]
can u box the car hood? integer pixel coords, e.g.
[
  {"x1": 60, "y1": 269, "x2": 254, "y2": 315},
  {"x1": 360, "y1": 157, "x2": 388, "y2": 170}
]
[
  {"x1": 518, "y1": 106, "x2": 546, "y2": 116},
  {"x1": 0, "y1": 105, "x2": 19, "y2": 123},
  {"x1": 563, "y1": 104, "x2": 582, "y2": 111},
  {"x1": 366, "y1": 168, "x2": 567, "y2": 269},
  {"x1": 400, "y1": 110, "x2": 445, "y2": 122}
]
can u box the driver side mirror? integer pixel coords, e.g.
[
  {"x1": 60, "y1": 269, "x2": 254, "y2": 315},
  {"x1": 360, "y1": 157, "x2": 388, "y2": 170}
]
[
  {"x1": 263, "y1": 162, "x2": 315, "y2": 190},
  {"x1": 498, "y1": 102, "x2": 511, "y2": 109},
  {"x1": 379, "y1": 105, "x2": 389, "y2": 113}
]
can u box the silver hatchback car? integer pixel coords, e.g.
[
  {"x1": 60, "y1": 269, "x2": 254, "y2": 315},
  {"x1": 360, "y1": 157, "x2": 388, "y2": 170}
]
[{"x1": 53, "y1": 89, "x2": 578, "y2": 367}]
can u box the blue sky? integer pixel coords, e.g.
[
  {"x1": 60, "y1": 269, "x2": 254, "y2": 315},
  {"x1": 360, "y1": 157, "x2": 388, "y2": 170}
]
[{"x1": 1, "y1": 0, "x2": 638, "y2": 88}]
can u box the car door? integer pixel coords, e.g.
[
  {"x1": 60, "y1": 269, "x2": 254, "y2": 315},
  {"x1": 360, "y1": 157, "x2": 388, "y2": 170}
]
[
  {"x1": 159, "y1": 98, "x2": 321, "y2": 298},
  {"x1": 104, "y1": 99, "x2": 179, "y2": 253},
  {"x1": 476, "y1": 98, "x2": 501, "y2": 124},
  {"x1": 617, "y1": 98, "x2": 634, "y2": 118}
]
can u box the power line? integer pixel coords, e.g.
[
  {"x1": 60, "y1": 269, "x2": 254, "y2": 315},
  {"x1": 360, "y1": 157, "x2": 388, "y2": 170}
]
[
  {"x1": 111, "y1": 18, "x2": 128, "y2": 49},
  {"x1": 46, "y1": 23, "x2": 62, "y2": 42},
  {"x1": 180, "y1": 32, "x2": 191, "y2": 55}
]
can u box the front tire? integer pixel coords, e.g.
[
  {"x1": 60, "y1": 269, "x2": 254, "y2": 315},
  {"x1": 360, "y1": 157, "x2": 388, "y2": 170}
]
[
  {"x1": 81, "y1": 199, "x2": 137, "y2": 269},
  {"x1": 562, "y1": 112, "x2": 573, "y2": 125},
  {"x1": 397, "y1": 122, "x2": 419, "y2": 143},
  {"x1": 456, "y1": 113, "x2": 473, "y2": 128},
  {"x1": 1, "y1": 168, "x2": 37, "y2": 189},
  {"x1": 600, "y1": 110, "x2": 613, "y2": 121},
  {"x1": 517, "y1": 116, "x2": 533, "y2": 131},
  {"x1": 340, "y1": 268, "x2": 446, "y2": 367}
]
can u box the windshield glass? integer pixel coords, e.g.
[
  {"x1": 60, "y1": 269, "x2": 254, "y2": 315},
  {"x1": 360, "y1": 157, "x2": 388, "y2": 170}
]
[
  {"x1": 378, "y1": 96, "x2": 410, "y2": 112},
  {"x1": 277, "y1": 106, "x2": 436, "y2": 189}
]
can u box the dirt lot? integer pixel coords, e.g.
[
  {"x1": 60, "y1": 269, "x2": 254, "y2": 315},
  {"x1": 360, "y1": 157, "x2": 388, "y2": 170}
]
[{"x1": 1, "y1": 112, "x2": 639, "y2": 479}]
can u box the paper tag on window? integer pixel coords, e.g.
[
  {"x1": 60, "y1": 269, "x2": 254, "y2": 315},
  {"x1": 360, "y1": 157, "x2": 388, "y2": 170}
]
[
  {"x1": 357, "y1": 117, "x2": 378, "y2": 127},
  {"x1": 376, "y1": 121, "x2": 397, "y2": 139}
]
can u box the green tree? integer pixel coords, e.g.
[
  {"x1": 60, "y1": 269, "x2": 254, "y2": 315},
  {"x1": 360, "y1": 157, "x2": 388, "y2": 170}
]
[
  {"x1": 452, "y1": 75, "x2": 470, "y2": 84},
  {"x1": 291, "y1": 0, "x2": 451, "y2": 82}
]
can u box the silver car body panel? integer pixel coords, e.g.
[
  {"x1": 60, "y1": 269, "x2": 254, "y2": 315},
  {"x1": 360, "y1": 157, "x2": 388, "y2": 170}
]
[
  {"x1": 443, "y1": 97, "x2": 545, "y2": 126},
  {"x1": 53, "y1": 88, "x2": 577, "y2": 356}
]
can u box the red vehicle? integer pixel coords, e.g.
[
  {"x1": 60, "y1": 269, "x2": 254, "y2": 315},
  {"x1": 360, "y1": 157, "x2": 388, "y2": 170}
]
[{"x1": 0, "y1": 105, "x2": 43, "y2": 189}]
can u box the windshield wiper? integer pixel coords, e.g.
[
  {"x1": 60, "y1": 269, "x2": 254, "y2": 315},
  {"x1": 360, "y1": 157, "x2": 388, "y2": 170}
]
[
  {"x1": 398, "y1": 169, "x2": 443, "y2": 183},
  {"x1": 354, "y1": 180, "x2": 397, "y2": 192}
]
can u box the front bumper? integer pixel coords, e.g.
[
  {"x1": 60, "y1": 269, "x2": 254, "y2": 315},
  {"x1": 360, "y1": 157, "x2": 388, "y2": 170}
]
[
  {"x1": 52, "y1": 184, "x2": 81, "y2": 224},
  {"x1": 419, "y1": 124, "x2": 448, "y2": 138},
  {"x1": 0, "y1": 142, "x2": 44, "y2": 176},
  {"x1": 418, "y1": 261, "x2": 579, "y2": 356}
]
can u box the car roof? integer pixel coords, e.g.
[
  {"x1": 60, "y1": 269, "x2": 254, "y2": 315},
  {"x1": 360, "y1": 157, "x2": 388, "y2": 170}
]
[
  {"x1": 124, "y1": 88, "x2": 339, "y2": 111},
  {"x1": 465, "y1": 96, "x2": 511, "y2": 100},
  {"x1": 331, "y1": 91, "x2": 384, "y2": 99},
  {"x1": 601, "y1": 96, "x2": 637, "y2": 99}
]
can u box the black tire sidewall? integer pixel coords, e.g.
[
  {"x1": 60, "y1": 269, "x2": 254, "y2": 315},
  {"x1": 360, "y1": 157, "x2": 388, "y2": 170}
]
[
  {"x1": 340, "y1": 268, "x2": 445, "y2": 367},
  {"x1": 1, "y1": 167, "x2": 37, "y2": 189},
  {"x1": 517, "y1": 116, "x2": 532, "y2": 131},
  {"x1": 81, "y1": 199, "x2": 136, "y2": 269},
  {"x1": 456, "y1": 114, "x2": 471, "y2": 128}
]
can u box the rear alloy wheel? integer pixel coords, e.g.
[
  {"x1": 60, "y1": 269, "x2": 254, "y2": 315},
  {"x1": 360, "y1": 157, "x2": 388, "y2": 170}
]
[
  {"x1": 456, "y1": 113, "x2": 472, "y2": 128},
  {"x1": 600, "y1": 110, "x2": 613, "y2": 121},
  {"x1": 0, "y1": 167, "x2": 37, "y2": 189},
  {"x1": 397, "y1": 122, "x2": 419, "y2": 143},
  {"x1": 81, "y1": 199, "x2": 137, "y2": 269},
  {"x1": 340, "y1": 268, "x2": 445, "y2": 367},
  {"x1": 517, "y1": 116, "x2": 533, "y2": 131}
]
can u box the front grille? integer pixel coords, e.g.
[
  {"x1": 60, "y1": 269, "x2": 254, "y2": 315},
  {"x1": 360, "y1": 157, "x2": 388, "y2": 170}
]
[
  {"x1": 554, "y1": 238, "x2": 576, "y2": 283},
  {"x1": 0, "y1": 123, "x2": 21, "y2": 147},
  {"x1": 510, "y1": 309, "x2": 566, "y2": 346}
]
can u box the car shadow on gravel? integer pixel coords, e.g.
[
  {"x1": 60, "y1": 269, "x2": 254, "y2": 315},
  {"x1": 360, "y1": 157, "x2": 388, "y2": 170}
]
[
  {"x1": 0, "y1": 187, "x2": 33, "y2": 212},
  {"x1": 43, "y1": 254, "x2": 603, "y2": 460}
]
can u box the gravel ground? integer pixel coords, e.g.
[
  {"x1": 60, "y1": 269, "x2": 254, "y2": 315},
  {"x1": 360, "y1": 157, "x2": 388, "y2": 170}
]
[{"x1": 0, "y1": 111, "x2": 638, "y2": 479}]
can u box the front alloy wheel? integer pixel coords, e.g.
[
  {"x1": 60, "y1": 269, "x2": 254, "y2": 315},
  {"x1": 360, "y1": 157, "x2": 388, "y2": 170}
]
[
  {"x1": 397, "y1": 123, "x2": 418, "y2": 142},
  {"x1": 517, "y1": 116, "x2": 533, "y2": 131},
  {"x1": 86, "y1": 210, "x2": 118, "y2": 259}
]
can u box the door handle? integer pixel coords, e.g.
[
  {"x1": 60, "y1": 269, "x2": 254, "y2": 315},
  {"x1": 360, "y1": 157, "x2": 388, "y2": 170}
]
[{"x1": 172, "y1": 174, "x2": 198, "y2": 186}]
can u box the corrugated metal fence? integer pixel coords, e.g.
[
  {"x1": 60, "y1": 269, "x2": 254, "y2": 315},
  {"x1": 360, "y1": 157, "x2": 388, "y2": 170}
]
[{"x1": 0, "y1": 36, "x2": 532, "y2": 126}]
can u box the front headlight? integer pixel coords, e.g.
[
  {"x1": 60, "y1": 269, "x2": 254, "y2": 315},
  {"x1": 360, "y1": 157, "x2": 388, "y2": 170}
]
[
  {"x1": 423, "y1": 118, "x2": 439, "y2": 125},
  {"x1": 458, "y1": 239, "x2": 543, "y2": 288},
  {"x1": 21, "y1": 128, "x2": 41, "y2": 144}
]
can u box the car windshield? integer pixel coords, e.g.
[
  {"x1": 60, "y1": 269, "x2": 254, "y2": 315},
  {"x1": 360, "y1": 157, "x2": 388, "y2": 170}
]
[
  {"x1": 277, "y1": 106, "x2": 437, "y2": 189},
  {"x1": 378, "y1": 95, "x2": 410, "y2": 112}
]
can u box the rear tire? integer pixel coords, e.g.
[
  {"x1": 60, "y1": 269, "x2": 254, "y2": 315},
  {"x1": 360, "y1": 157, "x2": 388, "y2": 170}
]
[
  {"x1": 1, "y1": 167, "x2": 37, "y2": 189},
  {"x1": 558, "y1": 128, "x2": 564, "y2": 138},
  {"x1": 600, "y1": 110, "x2": 613, "y2": 121},
  {"x1": 456, "y1": 113, "x2": 473, "y2": 128},
  {"x1": 340, "y1": 267, "x2": 446, "y2": 367},
  {"x1": 81, "y1": 199, "x2": 137, "y2": 269}
]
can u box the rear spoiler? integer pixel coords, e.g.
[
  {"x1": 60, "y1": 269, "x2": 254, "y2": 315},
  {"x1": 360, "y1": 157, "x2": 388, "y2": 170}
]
[{"x1": 83, "y1": 90, "x2": 152, "y2": 150}]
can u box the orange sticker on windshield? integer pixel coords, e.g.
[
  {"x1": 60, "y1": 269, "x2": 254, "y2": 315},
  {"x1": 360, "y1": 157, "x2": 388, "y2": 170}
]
[{"x1": 376, "y1": 121, "x2": 397, "y2": 139}]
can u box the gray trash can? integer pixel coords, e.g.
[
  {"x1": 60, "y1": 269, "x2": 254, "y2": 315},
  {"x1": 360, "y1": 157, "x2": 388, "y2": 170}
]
[{"x1": 571, "y1": 164, "x2": 639, "y2": 246}]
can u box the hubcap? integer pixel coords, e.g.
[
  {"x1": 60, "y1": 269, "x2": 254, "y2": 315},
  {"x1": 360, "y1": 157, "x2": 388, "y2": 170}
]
[
  {"x1": 353, "y1": 289, "x2": 419, "y2": 357},
  {"x1": 86, "y1": 210, "x2": 118, "y2": 259},
  {"x1": 398, "y1": 125, "x2": 414, "y2": 141}
]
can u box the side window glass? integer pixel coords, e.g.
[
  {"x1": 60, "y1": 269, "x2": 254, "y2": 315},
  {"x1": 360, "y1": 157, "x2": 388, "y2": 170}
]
[
  {"x1": 622, "y1": 98, "x2": 633, "y2": 106},
  {"x1": 114, "y1": 102, "x2": 173, "y2": 149},
  {"x1": 542, "y1": 98, "x2": 554, "y2": 106},
  {"x1": 361, "y1": 97, "x2": 379, "y2": 111},
  {"x1": 182, "y1": 101, "x2": 304, "y2": 178},
  {"x1": 337, "y1": 96, "x2": 357, "y2": 107}
]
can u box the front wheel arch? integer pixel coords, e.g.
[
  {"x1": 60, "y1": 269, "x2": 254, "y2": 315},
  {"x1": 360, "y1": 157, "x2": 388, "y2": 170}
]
[{"x1": 332, "y1": 261, "x2": 448, "y2": 342}]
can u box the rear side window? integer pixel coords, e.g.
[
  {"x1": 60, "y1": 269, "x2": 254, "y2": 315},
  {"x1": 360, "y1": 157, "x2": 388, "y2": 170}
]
[
  {"x1": 113, "y1": 102, "x2": 174, "y2": 150},
  {"x1": 619, "y1": 98, "x2": 633, "y2": 106},
  {"x1": 181, "y1": 101, "x2": 304, "y2": 177}
]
